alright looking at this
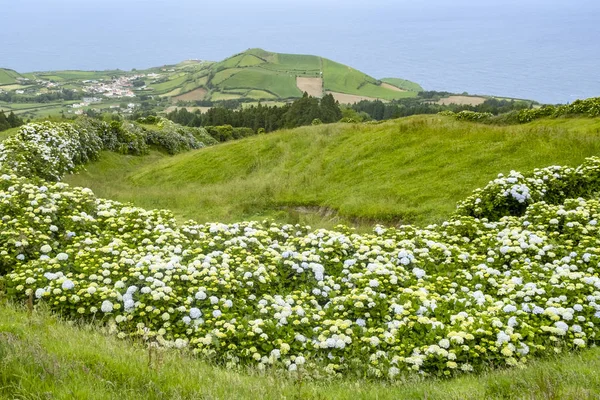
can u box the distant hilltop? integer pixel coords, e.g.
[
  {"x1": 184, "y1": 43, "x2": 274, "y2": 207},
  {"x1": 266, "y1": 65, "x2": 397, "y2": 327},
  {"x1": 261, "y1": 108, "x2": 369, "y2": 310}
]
[{"x1": 0, "y1": 48, "x2": 422, "y2": 105}]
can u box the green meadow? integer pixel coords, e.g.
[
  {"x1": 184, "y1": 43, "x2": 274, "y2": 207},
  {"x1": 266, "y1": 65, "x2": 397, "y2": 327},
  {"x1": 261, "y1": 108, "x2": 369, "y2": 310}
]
[{"x1": 65, "y1": 116, "x2": 600, "y2": 228}]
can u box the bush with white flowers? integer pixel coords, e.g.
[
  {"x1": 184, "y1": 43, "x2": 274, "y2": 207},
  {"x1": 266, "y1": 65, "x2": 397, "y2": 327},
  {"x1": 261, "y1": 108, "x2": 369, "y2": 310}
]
[{"x1": 2, "y1": 120, "x2": 600, "y2": 379}]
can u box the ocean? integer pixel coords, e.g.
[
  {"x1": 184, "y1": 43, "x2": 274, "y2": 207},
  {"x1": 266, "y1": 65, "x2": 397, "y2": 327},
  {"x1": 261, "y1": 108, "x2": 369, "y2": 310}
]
[{"x1": 2, "y1": 0, "x2": 599, "y2": 104}]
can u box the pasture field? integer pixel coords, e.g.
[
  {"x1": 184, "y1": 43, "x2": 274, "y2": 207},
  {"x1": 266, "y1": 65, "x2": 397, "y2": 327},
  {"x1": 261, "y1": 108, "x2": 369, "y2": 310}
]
[
  {"x1": 149, "y1": 74, "x2": 191, "y2": 94},
  {"x1": 219, "y1": 68, "x2": 302, "y2": 99},
  {"x1": 0, "y1": 68, "x2": 22, "y2": 85},
  {"x1": 322, "y1": 59, "x2": 417, "y2": 101},
  {"x1": 381, "y1": 77, "x2": 424, "y2": 92},
  {"x1": 173, "y1": 87, "x2": 207, "y2": 101},
  {"x1": 438, "y1": 95, "x2": 488, "y2": 106}
]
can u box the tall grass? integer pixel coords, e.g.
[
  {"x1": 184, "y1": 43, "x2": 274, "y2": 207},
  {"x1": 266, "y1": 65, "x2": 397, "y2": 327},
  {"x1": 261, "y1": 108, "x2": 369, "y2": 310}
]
[
  {"x1": 65, "y1": 116, "x2": 600, "y2": 228},
  {"x1": 1, "y1": 302, "x2": 599, "y2": 400}
]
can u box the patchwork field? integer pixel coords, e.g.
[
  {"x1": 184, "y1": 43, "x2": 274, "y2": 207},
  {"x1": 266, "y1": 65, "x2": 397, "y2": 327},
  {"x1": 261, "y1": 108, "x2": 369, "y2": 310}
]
[
  {"x1": 437, "y1": 95, "x2": 487, "y2": 106},
  {"x1": 327, "y1": 91, "x2": 380, "y2": 104},
  {"x1": 173, "y1": 87, "x2": 207, "y2": 101},
  {"x1": 381, "y1": 82, "x2": 407, "y2": 92},
  {"x1": 296, "y1": 76, "x2": 323, "y2": 97}
]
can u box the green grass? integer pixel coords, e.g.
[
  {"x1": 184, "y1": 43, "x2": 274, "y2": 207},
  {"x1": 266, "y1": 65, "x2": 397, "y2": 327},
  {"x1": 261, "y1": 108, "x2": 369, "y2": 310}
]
[
  {"x1": 193, "y1": 49, "x2": 421, "y2": 102},
  {"x1": 0, "y1": 68, "x2": 22, "y2": 85},
  {"x1": 31, "y1": 70, "x2": 121, "y2": 81},
  {"x1": 210, "y1": 92, "x2": 243, "y2": 101},
  {"x1": 271, "y1": 52, "x2": 321, "y2": 72},
  {"x1": 246, "y1": 89, "x2": 278, "y2": 100},
  {"x1": 0, "y1": 126, "x2": 21, "y2": 141},
  {"x1": 238, "y1": 53, "x2": 265, "y2": 67},
  {"x1": 219, "y1": 68, "x2": 302, "y2": 98},
  {"x1": 381, "y1": 77, "x2": 424, "y2": 92},
  {"x1": 150, "y1": 74, "x2": 191, "y2": 94},
  {"x1": 3, "y1": 50, "x2": 422, "y2": 107},
  {"x1": 211, "y1": 68, "x2": 243, "y2": 85},
  {"x1": 322, "y1": 59, "x2": 416, "y2": 100},
  {"x1": 1, "y1": 301, "x2": 599, "y2": 400},
  {"x1": 65, "y1": 116, "x2": 600, "y2": 229}
]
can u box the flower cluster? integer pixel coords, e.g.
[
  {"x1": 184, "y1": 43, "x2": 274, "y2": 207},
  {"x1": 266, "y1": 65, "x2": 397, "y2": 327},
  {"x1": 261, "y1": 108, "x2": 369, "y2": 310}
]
[
  {"x1": 438, "y1": 110, "x2": 493, "y2": 122},
  {"x1": 0, "y1": 122, "x2": 101, "y2": 181},
  {"x1": 146, "y1": 118, "x2": 216, "y2": 154},
  {"x1": 457, "y1": 156, "x2": 600, "y2": 220},
  {"x1": 2, "y1": 121, "x2": 600, "y2": 379}
]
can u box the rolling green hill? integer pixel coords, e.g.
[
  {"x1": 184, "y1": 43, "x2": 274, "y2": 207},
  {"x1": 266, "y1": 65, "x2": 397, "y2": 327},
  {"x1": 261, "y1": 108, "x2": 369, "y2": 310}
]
[
  {"x1": 0, "y1": 49, "x2": 424, "y2": 119},
  {"x1": 0, "y1": 68, "x2": 23, "y2": 85},
  {"x1": 198, "y1": 48, "x2": 421, "y2": 102},
  {"x1": 64, "y1": 116, "x2": 600, "y2": 228}
]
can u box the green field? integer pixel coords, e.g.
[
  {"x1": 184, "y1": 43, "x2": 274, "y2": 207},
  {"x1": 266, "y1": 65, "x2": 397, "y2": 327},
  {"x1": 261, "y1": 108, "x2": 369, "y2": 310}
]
[
  {"x1": 2, "y1": 49, "x2": 423, "y2": 111},
  {"x1": 30, "y1": 70, "x2": 121, "y2": 81},
  {"x1": 0, "y1": 68, "x2": 22, "y2": 85},
  {"x1": 2, "y1": 301, "x2": 599, "y2": 400},
  {"x1": 65, "y1": 116, "x2": 600, "y2": 228},
  {"x1": 219, "y1": 68, "x2": 302, "y2": 99},
  {"x1": 163, "y1": 49, "x2": 422, "y2": 103},
  {"x1": 381, "y1": 77, "x2": 424, "y2": 92},
  {"x1": 322, "y1": 58, "x2": 416, "y2": 100},
  {"x1": 149, "y1": 73, "x2": 191, "y2": 94}
]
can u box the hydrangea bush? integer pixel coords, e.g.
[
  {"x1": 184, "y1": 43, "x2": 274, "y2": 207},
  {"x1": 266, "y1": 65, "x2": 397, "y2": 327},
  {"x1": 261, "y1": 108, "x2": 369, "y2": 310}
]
[
  {"x1": 517, "y1": 97, "x2": 600, "y2": 123},
  {"x1": 1, "y1": 122, "x2": 600, "y2": 380},
  {"x1": 457, "y1": 157, "x2": 600, "y2": 220},
  {"x1": 145, "y1": 119, "x2": 216, "y2": 155},
  {"x1": 438, "y1": 110, "x2": 493, "y2": 122}
]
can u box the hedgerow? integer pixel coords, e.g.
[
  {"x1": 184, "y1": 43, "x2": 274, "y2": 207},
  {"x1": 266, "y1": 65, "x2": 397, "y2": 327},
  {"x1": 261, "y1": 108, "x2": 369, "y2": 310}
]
[{"x1": 517, "y1": 97, "x2": 600, "y2": 123}]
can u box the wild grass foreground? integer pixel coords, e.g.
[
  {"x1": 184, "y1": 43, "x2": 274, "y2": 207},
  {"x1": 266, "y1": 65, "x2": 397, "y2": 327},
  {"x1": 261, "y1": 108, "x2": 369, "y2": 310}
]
[
  {"x1": 1, "y1": 121, "x2": 600, "y2": 381},
  {"x1": 2, "y1": 303, "x2": 599, "y2": 399}
]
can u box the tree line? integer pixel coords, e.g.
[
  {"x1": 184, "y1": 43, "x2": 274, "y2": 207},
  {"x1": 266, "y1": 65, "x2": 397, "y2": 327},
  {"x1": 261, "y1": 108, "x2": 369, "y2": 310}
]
[
  {"x1": 0, "y1": 110, "x2": 24, "y2": 132},
  {"x1": 166, "y1": 93, "x2": 342, "y2": 132},
  {"x1": 350, "y1": 96, "x2": 532, "y2": 121},
  {"x1": 0, "y1": 89, "x2": 80, "y2": 104}
]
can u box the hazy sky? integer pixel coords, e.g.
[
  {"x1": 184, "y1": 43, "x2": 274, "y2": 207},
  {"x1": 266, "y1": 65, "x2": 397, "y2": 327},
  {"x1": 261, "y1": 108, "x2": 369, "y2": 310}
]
[{"x1": 2, "y1": 0, "x2": 599, "y2": 102}]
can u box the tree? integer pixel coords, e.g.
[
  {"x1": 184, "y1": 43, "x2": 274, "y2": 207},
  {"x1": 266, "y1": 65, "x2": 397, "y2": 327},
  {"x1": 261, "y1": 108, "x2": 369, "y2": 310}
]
[
  {"x1": 0, "y1": 111, "x2": 9, "y2": 131},
  {"x1": 319, "y1": 93, "x2": 342, "y2": 123}
]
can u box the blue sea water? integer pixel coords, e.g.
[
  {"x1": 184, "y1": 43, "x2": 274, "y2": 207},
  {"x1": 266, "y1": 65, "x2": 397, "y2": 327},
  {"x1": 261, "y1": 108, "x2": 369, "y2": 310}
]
[{"x1": 1, "y1": 0, "x2": 599, "y2": 104}]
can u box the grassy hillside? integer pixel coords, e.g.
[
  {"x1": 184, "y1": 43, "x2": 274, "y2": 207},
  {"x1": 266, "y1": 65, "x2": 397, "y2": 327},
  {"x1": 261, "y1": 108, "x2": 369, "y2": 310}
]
[
  {"x1": 1, "y1": 302, "x2": 598, "y2": 400},
  {"x1": 65, "y1": 116, "x2": 600, "y2": 228},
  {"x1": 0, "y1": 68, "x2": 22, "y2": 85},
  {"x1": 200, "y1": 49, "x2": 420, "y2": 102},
  {"x1": 321, "y1": 58, "x2": 415, "y2": 101},
  {"x1": 381, "y1": 77, "x2": 424, "y2": 92}
]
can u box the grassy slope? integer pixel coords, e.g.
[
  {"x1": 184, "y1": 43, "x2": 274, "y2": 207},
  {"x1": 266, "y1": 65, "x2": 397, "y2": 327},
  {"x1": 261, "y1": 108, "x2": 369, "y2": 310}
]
[
  {"x1": 201, "y1": 49, "x2": 420, "y2": 102},
  {"x1": 220, "y1": 68, "x2": 302, "y2": 98},
  {"x1": 65, "y1": 116, "x2": 600, "y2": 228},
  {"x1": 0, "y1": 68, "x2": 22, "y2": 85},
  {"x1": 3, "y1": 50, "x2": 421, "y2": 105},
  {"x1": 2, "y1": 302, "x2": 599, "y2": 400},
  {"x1": 381, "y1": 77, "x2": 424, "y2": 92},
  {"x1": 322, "y1": 58, "x2": 415, "y2": 100}
]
